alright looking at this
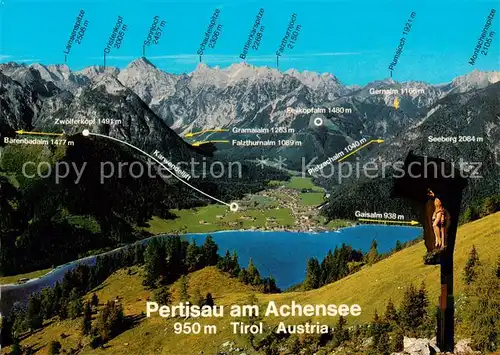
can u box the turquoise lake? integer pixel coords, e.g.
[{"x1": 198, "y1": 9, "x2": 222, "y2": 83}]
[{"x1": 186, "y1": 224, "x2": 423, "y2": 289}]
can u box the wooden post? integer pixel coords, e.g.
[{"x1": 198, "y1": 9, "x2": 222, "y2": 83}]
[
  {"x1": 392, "y1": 151, "x2": 467, "y2": 353},
  {"x1": 437, "y1": 249, "x2": 454, "y2": 351},
  {"x1": 437, "y1": 197, "x2": 460, "y2": 352}
]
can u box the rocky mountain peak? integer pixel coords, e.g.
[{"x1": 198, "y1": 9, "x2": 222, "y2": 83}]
[
  {"x1": 189, "y1": 62, "x2": 229, "y2": 88},
  {"x1": 118, "y1": 58, "x2": 179, "y2": 105},
  {"x1": 90, "y1": 73, "x2": 127, "y2": 95},
  {"x1": 127, "y1": 56, "x2": 156, "y2": 69},
  {"x1": 0, "y1": 62, "x2": 27, "y2": 77},
  {"x1": 224, "y1": 62, "x2": 283, "y2": 83},
  {"x1": 77, "y1": 65, "x2": 119, "y2": 81},
  {"x1": 26, "y1": 63, "x2": 73, "y2": 83},
  {"x1": 285, "y1": 68, "x2": 343, "y2": 91},
  {"x1": 192, "y1": 62, "x2": 211, "y2": 72},
  {"x1": 46, "y1": 63, "x2": 71, "y2": 75},
  {"x1": 450, "y1": 69, "x2": 500, "y2": 92}
]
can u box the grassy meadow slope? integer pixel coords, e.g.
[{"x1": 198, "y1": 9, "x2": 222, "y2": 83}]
[
  {"x1": 7, "y1": 213, "x2": 500, "y2": 355},
  {"x1": 261, "y1": 212, "x2": 500, "y2": 324}
]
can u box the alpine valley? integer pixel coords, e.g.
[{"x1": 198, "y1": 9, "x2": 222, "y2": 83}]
[{"x1": 1, "y1": 58, "x2": 499, "y2": 225}]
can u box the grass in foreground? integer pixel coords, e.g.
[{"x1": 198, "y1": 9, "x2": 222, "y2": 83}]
[{"x1": 11, "y1": 213, "x2": 500, "y2": 354}]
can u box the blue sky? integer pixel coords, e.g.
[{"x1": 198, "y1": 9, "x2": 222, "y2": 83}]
[{"x1": 0, "y1": 0, "x2": 498, "y2": 85}]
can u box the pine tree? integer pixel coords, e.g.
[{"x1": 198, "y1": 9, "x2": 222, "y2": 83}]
[
  {"x1": 133, "y1": 243, "x2": 144, "y2": 265},
  {"x1": 69, "y1": 288, "x2": 80, "y2": 301},
  {"x1": 245, "y1": 294, "x2": 262, "y2": 349},
  {"x1": 153, "y1": 286, "x2": 171, "y2": 305},
  {"x1": 238, "y1": 268, "x2": 249, "y2": 284},
  {"x1": 82, "y1": 302, "x2": 92, "y2": 336},
  {"x1": 95, "y1": 301, "x2": 124, "y2": 342},
  {"x1": 217, "y1": 250, "x2": 232, "y2": 272},
  {"x1": 463, "y1": 264, "x2": 500, "y2": 352},
  {"x1": 11, "y1": 337, "x2": 22, "y2": 355},
  {"x1": 262, "y1": 276, "x2": 279, "y2": 294},
  {"x1": 366, "y1": 239, "x2": 379, "y2": 265},
  {"x1": 164, "y1": 235, "x2": 186, "y2": 282},
  {"x1": 390, "y1": 327, "x2": 404, "y2": 352},
  {"x1": 58, "y1": 299, "x2": 69, "y2": 320},
  {"x1": 377, "y1": 332, "x2": 390, "y2": 355},
  {"x1": 320, "y1": 249, "x2": 336, "y2": 285},
  {"x1": 9, "y1": 304, "x2": 27, "y2": 339},
  {"x1": 461, "y1": 206, "x2": 478, "y2": 223},
  {"x1": 336, "y1": 244, "x2": 351, "y2": 280},
  {"x1": 143, "y1": 238, "x2": 167, "y2": 288},
  {"x1": 332, "y1": 316, "x2": 349, "y2": 347},
  {"x1": 464, "y1": 245, "x2": 480, "y2": 285},
  {"x1": 186, "y1": 240, "x2": 200, "y2": 272},
  {"x1": 303, "y1": 257, "x2": 321, "y2": 290},
  {"x1": 399, "y1": 283, "x2": 429, "y2": 334},
  {"x1": 384, "y1": 298, "x2": 399, "y2": 327},
  {"x1": 52, "y1": 282, "x2": 63, "y2": 315},
  {"x1": 108, "y1": 302, "x2": 124, "y2": 337},
  {"x1": 480, "y1": 196, "x2": 499, "y2": 217},
  {"x1": 49, "y1": 340, "x2": 62, "y2": 354},
  {"x1": 26, "y1": 293, "x2": 43, "y2": 330},
  {"x1": 179, "y1": 275, "x2": 189, "y2": 302},
  {"x1": 91, "y1": 293, "x2": 99, "y2": 307},
  {"x1": 370, "y1": 311, "x2": 390, "y2": 354},
  {"x1": 205, "y1": 293, "x2": 214, "y2": 307},
  {"x1": 1, "y1": 316, "x2": 14, "y2": 346},
  {"x1": 246, "y1": 258, "x2": 261, "y2": 285},
  {"x1": 40, "y1": 287, "x2": 55, "y2": 320},
  {"x1": 202, "y1": 235, "x2": 219, "y2": 266},
  {"x1": 230, "y1": 251, "x2": 240, "y2": 277},
  {"x1": 68, "y1": 297, "x2": 83, "y2": 319}
]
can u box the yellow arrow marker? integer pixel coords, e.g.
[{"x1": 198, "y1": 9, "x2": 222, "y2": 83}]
[
  {"x1": 359, "y1": 218, "x2": 420, "y2": 226},
  {"x1": 185, "y1": 129, "x2": 229, "y2": 138},
  {"x1": 394, "y1": 97, "x2": 400, "y2": 110},
  {"x1": 337, "y1": 139, "x2": 384, "y2": 162},
  {"x1": 16, "y1": 130, "x2": 64, "y2": 137},
  {"x1": 192, "y1": 140, "x2": 230, "y2": 147}
]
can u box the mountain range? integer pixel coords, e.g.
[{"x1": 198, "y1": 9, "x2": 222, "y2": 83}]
[
  {"x1": 1, "y1": 58, "x2": 499, "y2": 219},
  {"x1": 0, "y1": 59, "x2": 287, "y2": 217}
]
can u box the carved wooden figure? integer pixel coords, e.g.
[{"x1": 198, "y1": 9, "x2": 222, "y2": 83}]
[{"x1": 392, "y1": 151, "x2": 467, "y2": 352}]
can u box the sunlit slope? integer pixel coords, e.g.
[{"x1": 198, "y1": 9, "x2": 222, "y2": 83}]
[
  {"x1": 10, "y1": 213, "x2": 500, "y2": 355},
  {"x1": 261, "y1": 212, "x2": 500, "y2": 325}
]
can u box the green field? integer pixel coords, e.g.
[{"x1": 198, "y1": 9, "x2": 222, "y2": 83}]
[
  {"x1": 0, "y1": 268, "x2": 52, "y2": 285},
  {"x1": 246, "y1": 195, "x2": 279, "y2": 209},
  {"x1": 144, "y1": 204, "x2": 295, "y2": 235},
  {"x1": 11, "y1": 213, "x2": 500, "y2": 354},
  {"x1": 299, "y1": 192, "x2": 325, "y2": 205},
  {"x1": 325, "y1": 219, "x2": 353, "y2": 229},
  {"x1": 285, "y1": 177, "x2": 323, "y2": 191},
  {"x1": 270, "y1": 176, "x2": 326, "y2": 206}
]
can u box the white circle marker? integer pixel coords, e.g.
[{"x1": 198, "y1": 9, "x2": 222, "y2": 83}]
[
  {"x1": 82, "y1": 129, "x2": 90, "y2": 137},
  {"x1": 229, "y1": 202, "x2": 239, "y2": 212},
  {"x1": 313, "y1": 117, "x2": 323, "y2": 126}
]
